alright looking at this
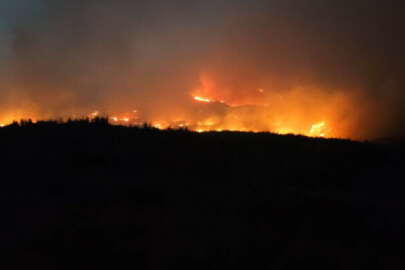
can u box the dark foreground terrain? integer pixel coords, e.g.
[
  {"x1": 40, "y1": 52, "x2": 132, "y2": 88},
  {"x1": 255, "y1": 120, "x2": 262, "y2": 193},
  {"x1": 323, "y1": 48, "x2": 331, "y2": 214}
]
[{"x1": 1, "y1": 119, "x2": 405, "y2": 269}]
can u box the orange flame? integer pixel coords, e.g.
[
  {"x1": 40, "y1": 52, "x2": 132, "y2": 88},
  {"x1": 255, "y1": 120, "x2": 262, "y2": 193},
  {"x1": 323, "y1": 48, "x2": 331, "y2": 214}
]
[
  {"x1": 0, "y1": 106, "x2": 336, "y2": 138},
  {"x1": 193, "y1": 96, "x2": 212, "y2": 103},
  {"x1": 309, "y1": 122, "x2": 330, "y2": 137},
  {"x1": 89, "y1": 111, "x2": 99, "y2": 118},
  {"x1": 0, "y1": 75, "x2": 358, "y2": 139}
]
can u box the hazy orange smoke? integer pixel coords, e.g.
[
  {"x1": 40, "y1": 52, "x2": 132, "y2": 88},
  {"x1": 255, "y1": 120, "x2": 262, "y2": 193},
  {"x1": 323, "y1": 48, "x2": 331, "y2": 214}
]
[
  {"x1": 1, "y1": 1, "x2": 405, "y2": 141},
  {"x1": 0, "y1": 73, "x2": 361, "y2": 139}
]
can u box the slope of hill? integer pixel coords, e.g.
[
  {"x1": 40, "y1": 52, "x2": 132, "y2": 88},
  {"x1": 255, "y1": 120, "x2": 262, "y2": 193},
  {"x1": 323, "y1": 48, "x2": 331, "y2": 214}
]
[{"x1": 1, "y1": 119, "x2": 403, "y2": 269}]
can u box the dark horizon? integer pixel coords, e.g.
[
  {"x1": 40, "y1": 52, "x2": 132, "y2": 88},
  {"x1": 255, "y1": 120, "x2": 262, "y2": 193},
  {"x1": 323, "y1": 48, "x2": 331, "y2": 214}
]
[{"x1": 2, "y1": 114, "x2": 405, "y2": 268}]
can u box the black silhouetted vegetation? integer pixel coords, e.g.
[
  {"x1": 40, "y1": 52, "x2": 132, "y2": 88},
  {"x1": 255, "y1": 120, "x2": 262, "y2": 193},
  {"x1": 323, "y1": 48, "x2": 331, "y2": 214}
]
[{"x1": 1, "y1": 118, "x2": 405, "y2": 269}]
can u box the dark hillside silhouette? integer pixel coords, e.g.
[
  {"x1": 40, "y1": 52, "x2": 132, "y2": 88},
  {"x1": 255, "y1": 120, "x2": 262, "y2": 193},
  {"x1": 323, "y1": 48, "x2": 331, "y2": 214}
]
[{"x1": 1, "y1": 118, "x2": 404, "y2": 269}]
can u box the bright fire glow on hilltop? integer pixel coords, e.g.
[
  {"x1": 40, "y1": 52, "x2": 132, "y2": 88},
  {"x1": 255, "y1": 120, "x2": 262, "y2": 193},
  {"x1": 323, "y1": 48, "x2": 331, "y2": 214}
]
[
  {"x1": 0, "y1": 92, "x2": 337, "y2": 138},
  {"x1": 309, "y1": 122, "x2": 330, "y2": 137},
  {"x1": 0, "y1": 75, "x2": 356, "y2": 139},
  {"x1": 193, "y1": 96, "x2": 212, "y2": 103}
]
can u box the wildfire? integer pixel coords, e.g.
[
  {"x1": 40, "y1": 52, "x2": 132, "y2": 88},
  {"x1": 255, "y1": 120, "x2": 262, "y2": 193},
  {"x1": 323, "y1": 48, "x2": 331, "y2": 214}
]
[
  {"x1": 153, "y1": 122, "x2": 163, "y2": 129},
  {"x1": 95, "y1": 103, "x2": 334, "y2": 138},
  {"x1": 275, "y1": 127, "x2": 294, "y2": 135},
  {"x1": 309, "y1": 122, "x2": 330, "y2": 137},
  {"x1": 106, "y1": 110, "x2": 139, "y2": 125},
  {"x1": 0, "y1": 107, "x2": 335, "y2": 138},
  {"x1": 193, "y1": 96, "x2": 212, "y2": 103},
  {"x1": 0, "y1": 83, "x2": 342, "y2": 138},
  {"x1": 89, "y1": 111, "x2": 99, "y2": 118}
]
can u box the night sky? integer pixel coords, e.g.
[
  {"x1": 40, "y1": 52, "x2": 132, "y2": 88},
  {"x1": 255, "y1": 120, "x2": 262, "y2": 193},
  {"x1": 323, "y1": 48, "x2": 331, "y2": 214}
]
[{"x1": 1, "y1": 0, "x2": 404, "y2": 139}]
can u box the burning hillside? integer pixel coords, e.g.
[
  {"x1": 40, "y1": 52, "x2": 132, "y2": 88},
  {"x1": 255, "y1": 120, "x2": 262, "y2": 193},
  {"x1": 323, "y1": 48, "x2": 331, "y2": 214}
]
[
  {"x1": 0, "y1": 72, "x2": 362, "y2": 139},
  {"x1": 1, "y1": 1, "x2": 404, "y2": 141},
  {"x1": 0, "y1": 81, "x2": 348, "y2": 139}
]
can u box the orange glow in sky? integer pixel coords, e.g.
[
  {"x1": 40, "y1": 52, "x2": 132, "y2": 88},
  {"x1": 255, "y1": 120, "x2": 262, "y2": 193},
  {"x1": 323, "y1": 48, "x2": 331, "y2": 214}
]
[{"x1": 0, "y1": 74, "x2": 360, "y2": 139}]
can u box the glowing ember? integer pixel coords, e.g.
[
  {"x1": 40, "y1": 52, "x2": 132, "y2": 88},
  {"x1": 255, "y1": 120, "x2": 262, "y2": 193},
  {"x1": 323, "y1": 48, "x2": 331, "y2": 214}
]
[
  {"x1": 153, "y1": 121, "x2": 170, "y2": 129},
  {"x1": 193, "y1": 96, "x2": 212, "y2": 103},
  {"x1": 89, "y1": 111, "x2": 99, "y2": 118},
  {"x1": 105, "y1": 110, "x2": 140, "y2": 125}
]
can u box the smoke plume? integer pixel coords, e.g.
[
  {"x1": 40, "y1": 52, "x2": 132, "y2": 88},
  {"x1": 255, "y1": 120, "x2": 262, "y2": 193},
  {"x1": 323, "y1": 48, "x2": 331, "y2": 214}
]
[{"x1": 1, "y1": 0, "x2": 404, "y2": 139}]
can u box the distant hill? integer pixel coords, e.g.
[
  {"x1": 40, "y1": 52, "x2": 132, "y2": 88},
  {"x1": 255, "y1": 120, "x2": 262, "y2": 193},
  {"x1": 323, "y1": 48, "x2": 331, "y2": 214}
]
[{"x1": 1, "y1": 119, "x2": 404, "y2": 269}]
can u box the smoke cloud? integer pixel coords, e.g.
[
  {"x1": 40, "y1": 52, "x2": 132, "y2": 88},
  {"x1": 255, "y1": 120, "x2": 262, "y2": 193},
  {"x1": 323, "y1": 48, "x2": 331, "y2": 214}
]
[{"x1": 1, "y1": 0, "x2": 404, "y2": 139}]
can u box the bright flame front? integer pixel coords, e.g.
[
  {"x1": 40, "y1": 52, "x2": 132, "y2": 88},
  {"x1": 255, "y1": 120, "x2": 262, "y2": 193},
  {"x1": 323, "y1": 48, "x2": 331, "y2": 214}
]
[
  {"x1": 193, "y1": 96, "x2": 212, "y2": 103},
  {"x1": 0, "y1": 74, "x2": 355, "y2": 139}
]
